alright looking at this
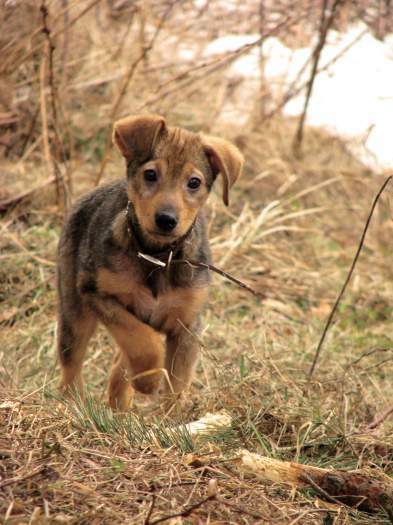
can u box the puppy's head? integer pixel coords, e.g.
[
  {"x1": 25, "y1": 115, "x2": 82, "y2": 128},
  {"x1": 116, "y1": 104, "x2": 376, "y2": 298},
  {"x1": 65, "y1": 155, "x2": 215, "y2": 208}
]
[{"x1": 113, "y1": 114, "x2": 243, "y2": 248}]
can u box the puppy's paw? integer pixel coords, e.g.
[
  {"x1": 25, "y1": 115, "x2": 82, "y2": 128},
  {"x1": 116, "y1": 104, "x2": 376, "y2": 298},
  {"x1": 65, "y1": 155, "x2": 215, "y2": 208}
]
[
  {"x1": 132, "y1": 370, "x2": 162, "y2": 395},
  {"x1": 108, "y1": 384, "x2": 134, "y2": 412},
  {"x1": 58, "y1": 381, "x2": 84, "y2": 402}
]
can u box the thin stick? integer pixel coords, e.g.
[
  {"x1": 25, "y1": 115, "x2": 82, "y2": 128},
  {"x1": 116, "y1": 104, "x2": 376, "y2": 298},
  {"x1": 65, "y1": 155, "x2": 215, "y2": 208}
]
[
  {"x1": 0, "y1": 467, "x2": 45, "y2": 489},
  {"x1": 0, "y1": 176, "x2": 56, "y2": 212},
  {"x1": 136, "y1": 252, "x2": 263, "y2": 298},
  {"x1": 308, "y1": 175, "x2": 393, "y2": 379},
  {"x1": 144, "y1": 494, "x2": 156, "y2": 525},
  {"x1": 147, "y1": 494, "x2": 215, "y2": 525},
  {"x1": 367, "y1": 405, "x2": 393, "y2": 430},
  {"x1": 180, "y1": 259, "x2": 264, "y2": 299},
  {"x1": 293, "y1": 0, "x2": 344, "y2": 155},
  {"x1": 40, "y1": 0, "x2": 69, "y2": 208}
]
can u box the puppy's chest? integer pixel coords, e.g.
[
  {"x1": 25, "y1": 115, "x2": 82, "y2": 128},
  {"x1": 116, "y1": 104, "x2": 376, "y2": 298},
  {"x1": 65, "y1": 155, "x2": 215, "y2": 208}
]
[{"x1": 95, "y1": 263, "x2": 204, "y2": 332}]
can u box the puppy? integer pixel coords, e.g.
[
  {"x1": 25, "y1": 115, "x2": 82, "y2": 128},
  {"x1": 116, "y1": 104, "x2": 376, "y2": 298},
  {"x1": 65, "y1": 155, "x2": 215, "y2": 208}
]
[{"x1": 57, "y1": 114, "x2": 243, "y2": 410}]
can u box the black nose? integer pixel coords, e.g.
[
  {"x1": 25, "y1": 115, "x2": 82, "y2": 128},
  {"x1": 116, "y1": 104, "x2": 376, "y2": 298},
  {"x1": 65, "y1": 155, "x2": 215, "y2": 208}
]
[{"x1": 155, "y1": 211, "x2": 178, "y2": 232}]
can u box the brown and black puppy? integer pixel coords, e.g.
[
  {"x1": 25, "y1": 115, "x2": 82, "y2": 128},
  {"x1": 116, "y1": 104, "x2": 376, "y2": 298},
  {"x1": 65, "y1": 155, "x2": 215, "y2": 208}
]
[{"x1": 57, "y1": 114, "x2": 243, "y2": 410}]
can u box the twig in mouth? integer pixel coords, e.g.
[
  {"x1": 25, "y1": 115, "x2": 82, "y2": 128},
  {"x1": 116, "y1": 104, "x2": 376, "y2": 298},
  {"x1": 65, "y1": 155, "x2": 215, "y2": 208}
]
[{"x1": 137, "y1": 252, "x2": 264, "y2": 299}]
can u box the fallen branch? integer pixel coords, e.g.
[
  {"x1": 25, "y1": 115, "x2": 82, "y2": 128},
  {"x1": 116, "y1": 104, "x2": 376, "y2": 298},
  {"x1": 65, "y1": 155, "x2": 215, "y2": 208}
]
[
  {"x1": 179, "y1": 413, "x2": 393, "y2": 520},
  {"x1": 239, "y1": 450, "x2": 393, "y2": 519}
]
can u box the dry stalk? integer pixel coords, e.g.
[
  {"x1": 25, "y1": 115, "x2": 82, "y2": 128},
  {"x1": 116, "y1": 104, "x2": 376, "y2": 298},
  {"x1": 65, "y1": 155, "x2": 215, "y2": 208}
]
[
  {"x1": 147, "y1": 494, "x2": 216, "y2": 525},
  {"x1": 39, "y1": 55, "x2": 52, "y2": 188},
  {"x1": 293, "y1": 0, "x2": 345, "y2": 155},
  {"x1": 367, "y1": 405, "x2": 393, "y2": 430},
  {"x1": 60, "y1": 0, "x2": 70, "y2": 87},
  {"x1": 40, "y1": 0, "x2": 69, "y2": 208},
  {"x1": 4, "y1": 0, "x2": 103, "y2": 74},
  {"x1": 308, "y1": 175, "x2": 393, "y2": 379},
  {"x1": 0, "y1": 176, "x2": 56, "y2": 212}
]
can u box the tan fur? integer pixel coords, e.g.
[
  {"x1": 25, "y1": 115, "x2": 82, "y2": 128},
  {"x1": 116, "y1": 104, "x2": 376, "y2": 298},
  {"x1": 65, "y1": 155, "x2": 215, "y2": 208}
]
[
  {"x1": 106, "y1": 316, "x2": 165, "y2": 401},
  {"x1": 97, "y1": 267, "x2": 208, "y2": 334},
  {"x1": 113, "y1": 114, "x2": 165, "y2": 161},
  {"x1": 108, "y1": 350, "x2": 133, "y2": 411}
]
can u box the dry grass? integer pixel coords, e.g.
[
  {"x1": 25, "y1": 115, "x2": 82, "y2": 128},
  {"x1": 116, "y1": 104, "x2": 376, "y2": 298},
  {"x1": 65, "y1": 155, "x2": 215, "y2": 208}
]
[{"x1": 1, "y1": 1, "x2": 393, "y2": 524}]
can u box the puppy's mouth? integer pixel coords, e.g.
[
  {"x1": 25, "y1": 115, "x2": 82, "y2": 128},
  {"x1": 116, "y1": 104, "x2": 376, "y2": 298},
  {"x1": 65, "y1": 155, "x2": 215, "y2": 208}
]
[{"x1": 148, "y1": 230, "x2": 178, "y2": 240}]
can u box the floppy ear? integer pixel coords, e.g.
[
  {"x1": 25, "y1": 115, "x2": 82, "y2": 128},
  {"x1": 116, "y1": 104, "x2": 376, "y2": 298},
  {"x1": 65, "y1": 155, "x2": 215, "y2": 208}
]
[
  {"x1": 202, "y1": 135, "x2": 243, "y2": 206},
  {"x1": 113, "y1": 114, "x2": 166, "y2": 162}
]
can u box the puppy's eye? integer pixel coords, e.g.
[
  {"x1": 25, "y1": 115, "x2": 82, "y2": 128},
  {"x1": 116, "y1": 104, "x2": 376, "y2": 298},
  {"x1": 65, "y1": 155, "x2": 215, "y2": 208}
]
[
  {"x1": 187, "y1": 177, "x2": 201, "y2": 190},
  {"x1": 144, "y1": 169, "x2": 158, "y2": 182}
]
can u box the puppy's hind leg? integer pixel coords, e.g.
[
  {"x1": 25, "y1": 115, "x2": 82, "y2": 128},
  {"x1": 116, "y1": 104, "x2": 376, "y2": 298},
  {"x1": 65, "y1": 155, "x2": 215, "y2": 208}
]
[{"x1": 57, "y1": 310, "x2": 97, "y2": 396}]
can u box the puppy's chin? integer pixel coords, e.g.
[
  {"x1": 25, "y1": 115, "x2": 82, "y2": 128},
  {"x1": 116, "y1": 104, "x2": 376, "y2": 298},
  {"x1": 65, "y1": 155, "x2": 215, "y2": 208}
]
[
  {"x1": 135, "y1": 228, "x2": 178, "y2": 254},
  {"x1": 145, "y1": 230, "x2": 178, "y2": 247}
]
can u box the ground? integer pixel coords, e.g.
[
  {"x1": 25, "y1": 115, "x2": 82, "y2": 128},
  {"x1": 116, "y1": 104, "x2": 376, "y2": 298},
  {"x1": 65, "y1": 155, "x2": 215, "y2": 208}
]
[
  {"x1": 1, "y1": 118, "x2": 393, "y2": 524},
  {"x1": 1, "y1": 2, "x2": 393, "y2": 524}
]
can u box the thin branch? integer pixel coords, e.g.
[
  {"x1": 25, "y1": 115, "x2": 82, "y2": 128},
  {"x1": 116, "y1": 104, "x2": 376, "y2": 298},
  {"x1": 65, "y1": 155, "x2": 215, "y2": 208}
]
[
  {"x1": 293, "y1": 0, "x2": 344, "y2": 155},
  {"x1": 147, "y1": 494, "x2": 215, "y2": 525},
  {"x1": 40, "y1": 0, "x2": 69, "y2": 207},
  {"x1": 308, "y1": 175, "x2": 393, "y2": 379},
  {"x1": 0, "y1": 176, "x2": 56, "y2": 212},
  {"x1": 137, "y1": 252, "x2": 264, "y2": 299},
  {"x1": 144, "y1": 494, "x2": 156, "y2": 525},
  {"x1": 137, "y1": 13, "x2": 302, "y2": 114},
  {"x1": 1, "y1": 0, "x2": 102, "y2": 75},
  {"x1": 367, "y1": 405, "x2": 393, "y2": 430},
  {"x1": 177, "y1": 259, "x2": 264, "y2": 299},
  {"x1": 264, "y1": 27, "x2": 366, "y2": 122}
]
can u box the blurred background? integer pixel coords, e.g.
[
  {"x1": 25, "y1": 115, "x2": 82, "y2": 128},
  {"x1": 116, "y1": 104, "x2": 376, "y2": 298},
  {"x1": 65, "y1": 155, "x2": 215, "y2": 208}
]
[{"x1": 1, "y1": 0, "x2": 393, "y2": 207}]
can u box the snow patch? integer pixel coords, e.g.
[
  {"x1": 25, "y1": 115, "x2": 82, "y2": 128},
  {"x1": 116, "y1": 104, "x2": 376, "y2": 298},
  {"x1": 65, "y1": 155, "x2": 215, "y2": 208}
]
[{"x1": 203, "y1": 22, "x2": 393, "y2": 170}]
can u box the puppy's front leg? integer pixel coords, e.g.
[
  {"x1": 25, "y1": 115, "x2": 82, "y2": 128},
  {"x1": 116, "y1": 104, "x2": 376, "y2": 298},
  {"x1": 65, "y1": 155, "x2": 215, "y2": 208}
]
[
  {"x1": 164, "y1": 328, "x2": 200, "y2": 396},
  {"x1": 86, "y1": 295, "x2": 165, "y2": 409}
]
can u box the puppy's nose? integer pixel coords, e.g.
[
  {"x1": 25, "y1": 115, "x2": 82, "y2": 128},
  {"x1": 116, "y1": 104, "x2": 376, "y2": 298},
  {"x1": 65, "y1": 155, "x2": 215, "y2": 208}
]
[{"x1": 155, "y1": 210, "x2": 178, "y2": 232}]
